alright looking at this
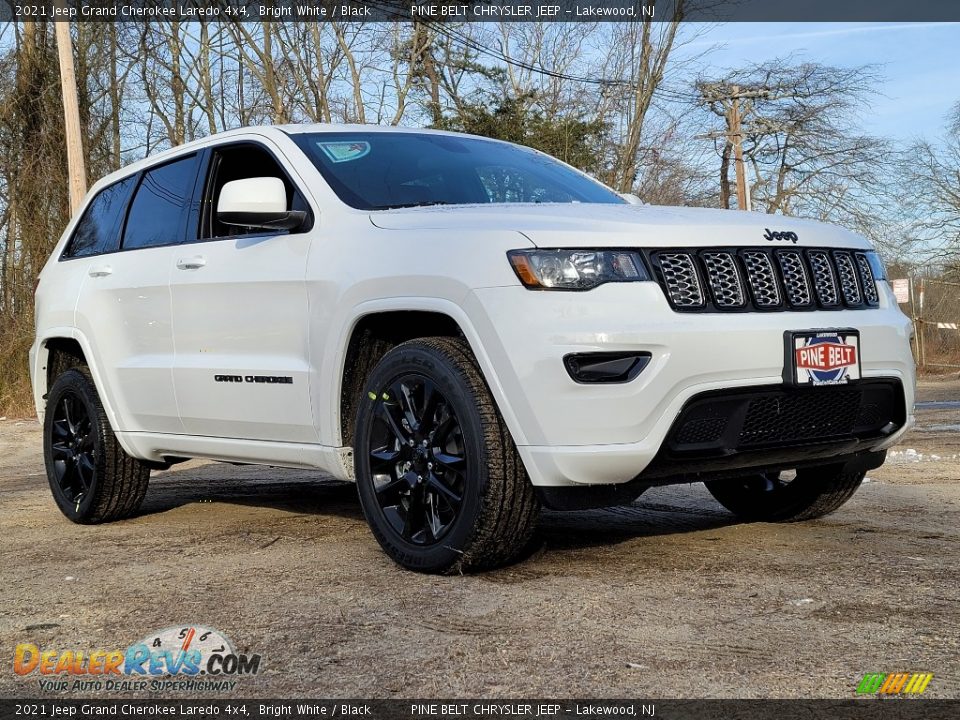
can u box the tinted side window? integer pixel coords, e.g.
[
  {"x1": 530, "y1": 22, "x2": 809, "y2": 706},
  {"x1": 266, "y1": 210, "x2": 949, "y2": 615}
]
[
  {"x1": 122, "y1": 154, "x2": 199, "y2": 250},
  {"x1": 62, "y1": 175, "x2": 136, "y2": 258}
]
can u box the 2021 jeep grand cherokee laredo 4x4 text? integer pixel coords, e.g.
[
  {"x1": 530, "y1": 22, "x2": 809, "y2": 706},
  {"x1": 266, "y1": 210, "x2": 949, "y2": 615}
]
[{"x1": 31, "y1": 125, "x2": 915, "y2": 573}]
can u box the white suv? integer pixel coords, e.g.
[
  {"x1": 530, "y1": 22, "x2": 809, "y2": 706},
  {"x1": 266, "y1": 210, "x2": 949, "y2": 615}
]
[{"x1": 31, "y1": 125, "x2": 915, "y2": 573}]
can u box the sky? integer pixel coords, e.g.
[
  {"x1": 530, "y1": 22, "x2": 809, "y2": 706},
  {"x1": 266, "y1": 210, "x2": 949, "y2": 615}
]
[{"x1": 675, "y1": 22, "x2": 960, "y2": 143}]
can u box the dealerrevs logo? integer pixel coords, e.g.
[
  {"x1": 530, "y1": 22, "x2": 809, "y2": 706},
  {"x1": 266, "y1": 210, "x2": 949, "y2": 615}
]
[{"x1": 14, "y1": 626, "x2": 261, "y2": 693}]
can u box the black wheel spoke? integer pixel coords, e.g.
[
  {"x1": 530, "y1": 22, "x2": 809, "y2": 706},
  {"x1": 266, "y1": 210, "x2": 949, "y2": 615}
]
[
  {"x1": 377, "y1": 403, "x2": 411, "y2": 446},
  {"x1": 51, "y1": 443, "x2": 73, "y2": 462},
  {"x1": 375, "y1": 474, "x2": 409, "y2": 500},
  {"x1": 419, "y1": 380, "x2": 440, "y2": 434},
  {"x1": 427, "y1": 472, "x2": 462, "y2": 506},
  {"x1": 382, "y1": 504, "x2": 407, "y2": 536},
  {"x1": 433, "y1": 451, "x2": 465, "y2": 474},
  {"x1": 393, "y1": 380, "x2": 420, "y2": 431},
  {"x1": 52, "y1": 419, "x2": 70, "y2": 441},
  {"x1": 432, "y1": 415, "x2": 455, "y2": 446},
  {"x1": 77, "y1": 455, "x2": 95, "y2": 489},
  {"x1": 370, "y1": 447, "x2": 401, "y2": 470},
  {"x1": 403, "y1": 494, "x2": 422, "y2": 539},
  {"x1": 367, "y1": 373, "x2": 469, "y2": 547},
  {"x1": 60, "y1": 460, "x2": 78, "y2": 492},
  {"x1": 48, "y1": 390, "x2": 97, "y2": 507},
  {"x1": 63, "y1": 397, "x2": 76, "y2": 434}
]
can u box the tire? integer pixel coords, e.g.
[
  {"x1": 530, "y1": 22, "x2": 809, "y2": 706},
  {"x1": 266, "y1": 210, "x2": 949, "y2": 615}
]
[
  {"x1": 353, "y1": 337, "x2": 539, "y2": 573},
  {"x1": 43, "y1": 368, "x2": 150, "y2": 524},
  {"x1": 704, "y1": 463, "x2": 864, "y2": 522}
]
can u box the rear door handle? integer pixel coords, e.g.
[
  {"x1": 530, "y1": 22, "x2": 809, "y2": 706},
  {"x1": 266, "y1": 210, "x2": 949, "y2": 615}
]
[
  {"x1": 88, "y1": 265, "x2": 112, "y2": 278},
  {"x1": 176, "y1": 256, "x2": 207, "y2": 270}
]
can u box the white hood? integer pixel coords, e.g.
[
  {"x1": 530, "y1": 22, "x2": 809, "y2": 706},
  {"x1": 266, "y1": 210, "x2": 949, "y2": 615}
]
[{"x1": 369, "y1": 203, "x2": 870, "y2": 249}]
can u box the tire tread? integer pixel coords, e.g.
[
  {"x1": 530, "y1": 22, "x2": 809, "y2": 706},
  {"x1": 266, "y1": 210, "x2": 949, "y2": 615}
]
[{"x1": 45, "y1": 367, "x2": 150, "y2": 524}]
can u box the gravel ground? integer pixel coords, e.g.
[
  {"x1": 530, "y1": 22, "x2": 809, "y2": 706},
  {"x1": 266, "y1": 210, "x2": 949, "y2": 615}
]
[{"x1": 1, "y1": 378, "x2": 958, "y2": 699}]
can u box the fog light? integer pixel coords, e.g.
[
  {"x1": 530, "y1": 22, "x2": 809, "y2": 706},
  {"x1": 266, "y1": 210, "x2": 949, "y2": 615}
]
[{"x1": 564, "y1": 352, "x2": 652, "y2": 384}]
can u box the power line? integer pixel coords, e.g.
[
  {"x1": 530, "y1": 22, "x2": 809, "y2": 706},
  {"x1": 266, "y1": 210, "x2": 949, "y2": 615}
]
[{"x1": 366, "y1": 2, "x2": 702, "y2": 101}]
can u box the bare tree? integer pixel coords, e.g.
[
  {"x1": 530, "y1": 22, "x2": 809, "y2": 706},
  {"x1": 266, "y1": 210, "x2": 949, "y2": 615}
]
[
  {"x1": 695, "y1": 60, "x2": 893, "y2": 230},
  {"x1": 904, "y1": 103, "x2": 960, "y2": 271},
  {"x1": 602, "y1": 6, "x2": 686, "y2": 193}
]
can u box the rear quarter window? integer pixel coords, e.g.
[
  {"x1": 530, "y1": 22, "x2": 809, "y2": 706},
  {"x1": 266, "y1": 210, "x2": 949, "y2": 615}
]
[{"x1": 62, "y1": 175, "x2": 136, "y2": 259}]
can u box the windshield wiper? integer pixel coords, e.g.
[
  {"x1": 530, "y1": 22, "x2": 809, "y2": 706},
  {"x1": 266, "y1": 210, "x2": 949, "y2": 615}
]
[{"x1": 377, "y1": 200, "x2": 457, "y2": 210}]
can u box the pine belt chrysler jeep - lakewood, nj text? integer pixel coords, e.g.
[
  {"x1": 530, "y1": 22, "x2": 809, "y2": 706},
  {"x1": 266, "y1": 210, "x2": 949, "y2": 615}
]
[{"x1": 30, "y1": 125, "x2": 915, "y2": 573}]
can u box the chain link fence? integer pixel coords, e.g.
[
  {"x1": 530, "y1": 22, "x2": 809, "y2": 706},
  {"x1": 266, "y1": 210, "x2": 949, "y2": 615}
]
[{"x1": 911, "y1": 278, "x2": 960, "y2": 371}]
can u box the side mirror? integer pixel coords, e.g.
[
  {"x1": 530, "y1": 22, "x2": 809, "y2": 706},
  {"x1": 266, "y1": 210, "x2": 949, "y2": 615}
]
[
  {"x1": 217, "y1": 177, "x2": 306, "y2": 231},
  {"x1": 621, "y1": 193, "x2": 644, "y2": 205}
]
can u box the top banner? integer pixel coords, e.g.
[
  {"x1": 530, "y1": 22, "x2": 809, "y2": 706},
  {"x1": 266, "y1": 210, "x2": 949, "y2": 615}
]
[{"x1": 4, "y1": 0, "x2": 960, "y2": 23}]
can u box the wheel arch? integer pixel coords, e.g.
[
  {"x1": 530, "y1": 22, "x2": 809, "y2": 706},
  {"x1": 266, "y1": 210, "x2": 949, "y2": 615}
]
[
  {"x1": 35, "y1": 329, "x2": 125, "y2": 440},
  {"x1": 332, "y1": 298, "x2": 529, "y2": 453}
]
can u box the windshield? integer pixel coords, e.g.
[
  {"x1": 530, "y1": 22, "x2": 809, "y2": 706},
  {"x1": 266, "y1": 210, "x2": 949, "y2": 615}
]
[{"x1": 291, "y1": 132, "x2": 625, "y2": 210}]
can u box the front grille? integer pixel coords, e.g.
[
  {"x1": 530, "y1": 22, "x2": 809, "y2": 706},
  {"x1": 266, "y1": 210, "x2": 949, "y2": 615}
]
[
  {"x1": 674, "y1": 416, "x2": 728, "y2": 445},
  {"x1": 650, "y1": 247, "x2": 881, "y2": 312},
  {"x1": 665, "y1": 380, "x2": 904, "y2": 455},
  {"x1": 738, "y1": 389, "x2": 862, "y2": 447}
]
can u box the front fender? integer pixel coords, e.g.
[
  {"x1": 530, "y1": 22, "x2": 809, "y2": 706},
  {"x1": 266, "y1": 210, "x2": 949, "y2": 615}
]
[{"x1": 320, "y1": 296, "x2": 531, "y2": 451}]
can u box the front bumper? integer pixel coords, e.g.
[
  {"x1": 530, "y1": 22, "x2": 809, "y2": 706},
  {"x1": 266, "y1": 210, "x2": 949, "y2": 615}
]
[{"x1": 466, "y1": 282, "x2": 915, "y2": 487}]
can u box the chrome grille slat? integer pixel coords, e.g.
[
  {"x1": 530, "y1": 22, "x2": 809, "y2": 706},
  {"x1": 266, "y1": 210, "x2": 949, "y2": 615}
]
[
  {"x1": 833, "y1": 250, "x2": 863, "y2": 306},
  {"x1": 854, "y1": 252, "x2": 879, "y2": 305},
  {"x1": 807, "y1": 250, "x2": 840, "y2": 307},
  {"x1": 741, "y1": 250, "x2": 781, "y2": 307},
  {"x1": 656, "y1": 253, "x2": 704, "y2": 308},
  {"x1": 775, "y1": 250, "x2": 813, "y2": 307},
  {"x1": 701, "y1": 251, "x2": 746, "y2": 308}
]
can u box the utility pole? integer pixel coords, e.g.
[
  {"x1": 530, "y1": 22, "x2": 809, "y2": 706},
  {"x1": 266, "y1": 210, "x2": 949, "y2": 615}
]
[
  {"x1": 730, "y1": 86, "x2": 748, "y2": 211},
  {"x1": 54, "y1": 7, "x2": 87, "y2": 214},
  {"x1": 918, "y1": 277, "x2": 926, "y2": 370},
  {"x1": 697, "y1": 83, "x2": 769, "y2": 211}
]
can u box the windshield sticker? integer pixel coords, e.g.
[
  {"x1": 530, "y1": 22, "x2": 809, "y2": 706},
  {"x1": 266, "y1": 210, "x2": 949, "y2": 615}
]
[{"x1": 317, "y1": 141, "x2": 371, "y2": 163}]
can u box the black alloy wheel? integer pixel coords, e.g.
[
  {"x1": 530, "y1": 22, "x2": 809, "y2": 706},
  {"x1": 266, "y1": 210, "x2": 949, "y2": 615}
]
[
  {"x1": 354, "y1": 337, "x2": 540, "y2": 574},
  {"x1": 368, "y1": 374, "x2": 467, "y2": 545},
  {"x1": 43, "y1": 367, "x2": 150, "y2": 524},
  {"x1": 49, "y1": 390, "x2": 98, "y2": 510}
]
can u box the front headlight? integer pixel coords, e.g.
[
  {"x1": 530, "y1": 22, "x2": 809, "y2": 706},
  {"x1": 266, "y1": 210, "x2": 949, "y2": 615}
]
[{"x1": 507, "y1": 249, "x2": 650, "y2": 290}]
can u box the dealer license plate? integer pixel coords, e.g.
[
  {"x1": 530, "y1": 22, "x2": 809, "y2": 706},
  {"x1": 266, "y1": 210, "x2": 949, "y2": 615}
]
[{"x1": 785, "y1": 329, "x2": 861, "y2": 386}]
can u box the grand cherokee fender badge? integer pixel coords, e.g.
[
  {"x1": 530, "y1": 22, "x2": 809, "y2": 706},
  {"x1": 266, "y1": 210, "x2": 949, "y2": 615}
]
[
  {"x1": 764, "y1": 228, "x2": 799, "y2": 243},
  {"x1": 214, "y1": 374, "x2": 293, "y2": 385}
]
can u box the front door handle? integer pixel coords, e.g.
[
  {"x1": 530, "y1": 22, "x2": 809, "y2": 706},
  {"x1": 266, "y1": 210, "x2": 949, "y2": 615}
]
[
  {"x1": 176, "y1": 256, "x2": 207, "y2": 270},
  {"x1": 88, "y1": 265, "x2": 112, "y2": 277}
]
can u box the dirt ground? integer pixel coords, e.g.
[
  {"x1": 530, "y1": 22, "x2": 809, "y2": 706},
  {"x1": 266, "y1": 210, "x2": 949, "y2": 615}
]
[{"x1": 1, "y1": 378, "x2": 958, "y2": 699}]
